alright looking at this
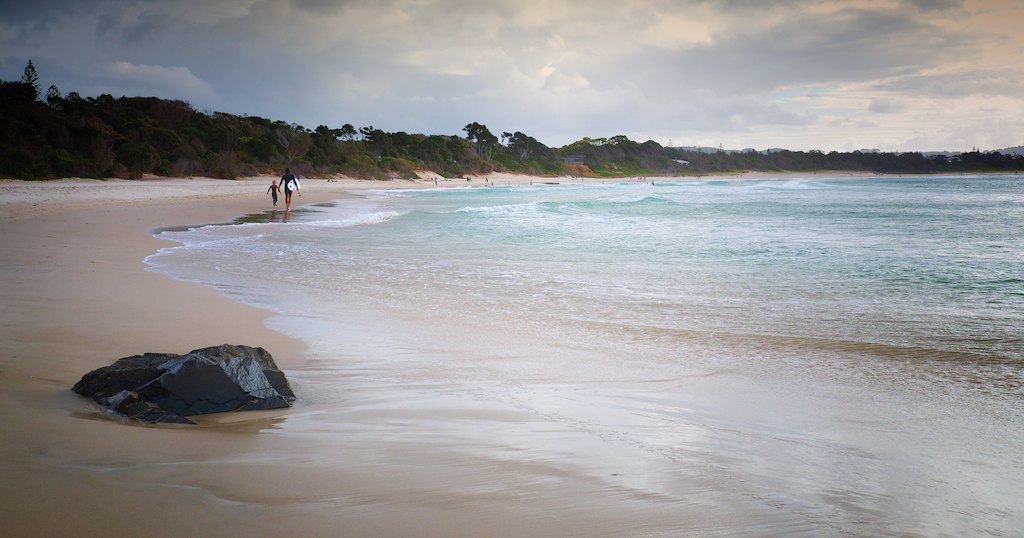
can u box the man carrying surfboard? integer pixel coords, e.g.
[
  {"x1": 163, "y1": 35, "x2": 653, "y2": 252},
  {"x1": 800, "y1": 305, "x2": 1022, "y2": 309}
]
[{"x1": 281, "y1": 167, "x2": 300, "y2": 211}]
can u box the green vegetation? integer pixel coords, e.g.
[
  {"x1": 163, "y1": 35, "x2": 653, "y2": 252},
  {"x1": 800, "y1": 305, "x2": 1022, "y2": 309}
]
[{"x1": 2, "y1": 62, "x2": 1023, "y2": 180}]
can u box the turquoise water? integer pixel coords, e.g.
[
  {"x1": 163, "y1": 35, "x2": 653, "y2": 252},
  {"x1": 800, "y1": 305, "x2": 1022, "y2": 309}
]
[{"x1": 149, "y1": 175, "x2": 1023, "y2": 535}]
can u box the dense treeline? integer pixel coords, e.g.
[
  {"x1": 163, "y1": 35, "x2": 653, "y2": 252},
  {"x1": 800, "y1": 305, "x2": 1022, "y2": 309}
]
[{"x1": 2, "y1": 62, "x2": 1023, "y2": 180}]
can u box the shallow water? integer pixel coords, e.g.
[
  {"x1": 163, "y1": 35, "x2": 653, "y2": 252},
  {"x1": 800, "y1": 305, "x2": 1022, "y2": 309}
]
[{"x1": 149, "y1": 175, "x2": 1024, "y2": 535}]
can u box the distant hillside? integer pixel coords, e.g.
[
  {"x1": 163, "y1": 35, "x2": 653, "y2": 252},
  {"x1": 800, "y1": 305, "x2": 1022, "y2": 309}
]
[
  {"x1": 3, "y1": 63, "x2": 1024, "y2": 180},
  {"x1": 995, "y1": 146, "x2": 1024, "y2": 156}
]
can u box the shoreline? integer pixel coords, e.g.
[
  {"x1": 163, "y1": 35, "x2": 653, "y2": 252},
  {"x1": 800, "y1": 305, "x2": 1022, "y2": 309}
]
[
  {"x1": 0, "y1": 173, "x2": 633, "y2": 535},
  {"x1": 3, "y1": 173, "x2": 723, "y2": 536},
  {"x1": 0, "y1": 171, "x2": 1014, "y2": 536},
  {"x1": 0, "y1": 177, "x2": 358, "y2": 535}
]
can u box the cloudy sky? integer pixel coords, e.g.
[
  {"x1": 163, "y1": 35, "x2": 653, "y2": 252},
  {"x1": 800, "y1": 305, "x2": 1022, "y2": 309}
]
[{"x1": 2, "y1": 0, "x2": 1022, "y2": 151}]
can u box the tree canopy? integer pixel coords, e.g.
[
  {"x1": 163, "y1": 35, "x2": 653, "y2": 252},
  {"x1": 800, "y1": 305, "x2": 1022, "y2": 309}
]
[{"x1": 2, "y1": 61, "x2": 1022, "y2": 180}]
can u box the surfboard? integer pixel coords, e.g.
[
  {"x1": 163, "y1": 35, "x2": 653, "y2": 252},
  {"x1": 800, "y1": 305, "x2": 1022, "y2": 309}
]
[{"x1": 286, "y1": 179, "x2": 298, "y2": 191}]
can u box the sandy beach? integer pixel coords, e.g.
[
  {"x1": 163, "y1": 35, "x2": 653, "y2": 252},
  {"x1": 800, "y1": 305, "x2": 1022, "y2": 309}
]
[
  {"x1": 0, "y1": 177, "x2": 335, "y2": 534},
  {"x1": 4, "y1": 172, "x2": 1019, "y2": 536},
  {"x1": 0, "y1": 174, "x2": 694, "y2": 537},
  {"x1": 2, "y1": 170, "x2": 987, "y2": 537}
]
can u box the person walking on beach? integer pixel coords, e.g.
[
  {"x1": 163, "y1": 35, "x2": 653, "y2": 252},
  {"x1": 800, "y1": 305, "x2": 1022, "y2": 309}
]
[
  {"x1": 281, "y1": 167, "x2": 299, "y2": 211},
  {"x1": 267, "y1": 179, "x2": 281, "y2": 207}
]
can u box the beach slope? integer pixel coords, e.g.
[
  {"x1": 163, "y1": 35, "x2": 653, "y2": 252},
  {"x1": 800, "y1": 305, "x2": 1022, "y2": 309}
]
[{"x1": 0, "y1": 178, "x2": 354, "y2": 536}]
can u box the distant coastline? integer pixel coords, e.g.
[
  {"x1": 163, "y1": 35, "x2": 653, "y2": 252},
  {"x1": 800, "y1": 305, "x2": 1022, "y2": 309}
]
[{"x1": 3, "y1": 72, "x2": 1023, "y2": 181}]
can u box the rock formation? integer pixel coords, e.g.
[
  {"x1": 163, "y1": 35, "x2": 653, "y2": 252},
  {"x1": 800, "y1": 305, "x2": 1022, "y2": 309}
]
[{"x1": 73, "y1": 344, "x2": 296, "y2": 424}]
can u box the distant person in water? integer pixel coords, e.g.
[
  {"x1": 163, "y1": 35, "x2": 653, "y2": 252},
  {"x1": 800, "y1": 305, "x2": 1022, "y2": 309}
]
[
  {"x1": 267, "y1": 179, "x2": 281, "y2": 207},
  {"x1": 281, "y1": 167, "x2": 299, "y2": 211}
]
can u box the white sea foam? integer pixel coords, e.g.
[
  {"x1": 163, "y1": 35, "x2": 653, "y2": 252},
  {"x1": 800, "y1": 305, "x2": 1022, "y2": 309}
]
[{"x1": 301, "y1": 210, "x2": 405, "y2": 228}]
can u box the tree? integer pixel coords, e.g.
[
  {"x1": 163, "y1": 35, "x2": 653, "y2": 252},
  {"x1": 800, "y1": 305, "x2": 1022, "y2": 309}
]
[
  {"x1": 463, "y1": 122, "x2": 497, "y2": 145},
  {"x1": 339, "y1": 123, "x2": 357, "y2": 141},
  {"x1": 45, "y1": 85, "x2": 62, "y2": 109},
  {"x1": 506, "y1": 131, "x2": 544, "y2": 161},
  {"x1": 463, "y1": 122, "x2": 498, "y2": 162},
  {"x1": 360, "y1": 127, "x2": 392, "y2": 158},
  {"x1": 273, "y1": 125, "x2": 312, "y2": 167},
  {"x1": 116, "y1": 141, "x2": 160, "y2": 179},
  {"x1": 21, "y1": 60, "x2": 40, "y2": 101},
  {"x1": 275, "y1": 129, "x2": 295, "y2": 164}
]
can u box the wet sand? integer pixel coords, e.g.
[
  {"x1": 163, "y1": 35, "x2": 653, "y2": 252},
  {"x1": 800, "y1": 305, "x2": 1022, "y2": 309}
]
[
  {"x1": 0, "y1": 172, "x2": 894, "y2": 536},
  {"x1": 0, "y1": 178, "x2": 326, "y2": 535},
  {"x1": 0, "y1": 176, "x2": 687, "y2": 537}
]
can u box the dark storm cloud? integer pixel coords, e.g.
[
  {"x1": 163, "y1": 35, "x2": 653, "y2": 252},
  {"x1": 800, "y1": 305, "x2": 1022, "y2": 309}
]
[
  {"x1": 0, "y1": 0, "x2": 98, "y2": 22},
  {"x1": 1, "y1": 0, "x2": 1021, "y2": 151}
]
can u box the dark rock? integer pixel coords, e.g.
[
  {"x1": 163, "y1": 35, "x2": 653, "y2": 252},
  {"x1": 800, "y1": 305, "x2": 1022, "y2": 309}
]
[
  {"x1": 72, "y1": 352, "x2": 179, "y2": 399},
  {"x1": 97, "y1": 390, "x2": 195, "y2": 424},
  {"x1": 73, "y1": 344, "x2": 295, "y2": 424}
]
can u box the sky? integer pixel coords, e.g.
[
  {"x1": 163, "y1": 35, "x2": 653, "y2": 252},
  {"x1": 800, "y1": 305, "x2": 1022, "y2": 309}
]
[{"x1": 1, "y1": 0, "x2": 1022, "y2": 152}]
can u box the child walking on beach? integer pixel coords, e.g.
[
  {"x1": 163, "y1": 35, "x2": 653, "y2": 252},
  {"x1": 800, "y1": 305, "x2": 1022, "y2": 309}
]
[{"x1": 268, "y1": 179, "x2": 281, "y2": 207}]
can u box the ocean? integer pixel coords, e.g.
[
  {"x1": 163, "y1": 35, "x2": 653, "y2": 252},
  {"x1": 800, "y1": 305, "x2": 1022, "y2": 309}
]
[{"x1": 147, "y1": 175, "x2": 1023, "y2": 535}]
